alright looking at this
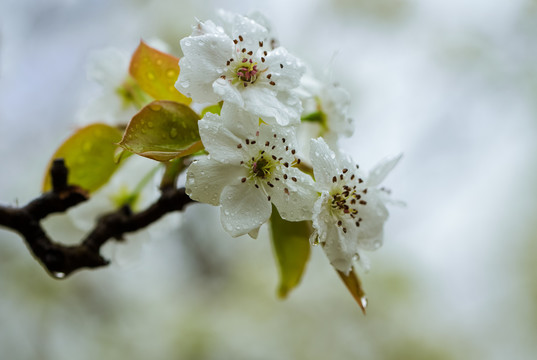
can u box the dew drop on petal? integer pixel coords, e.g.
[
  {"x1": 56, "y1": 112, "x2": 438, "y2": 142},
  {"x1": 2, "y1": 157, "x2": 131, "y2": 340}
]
[
  {"x1": 181, "y1": 80, "x2": 190, "y2": 88},
  {"x1": 170, "y1": 128, "x2": 178, "y2": 138},
  {"x1": 147, "y1": 72, "x2": 156, "y2": 80},
  {"x1": 166, "y1": 70, "x2": 176, "y2": 78},
  {"x1": 184, "y1": 39, "x2": 191, "y2": 47},
  {"x1": 147, "y1": 121, "x2": 154, "y2": 128}
]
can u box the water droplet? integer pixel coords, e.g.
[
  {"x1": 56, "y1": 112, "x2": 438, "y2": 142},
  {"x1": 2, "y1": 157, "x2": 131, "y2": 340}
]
[
  {"x1": 180, "y1": 80, "x2": 190, "y2": 88},
  {"x1": 224, "y1": 210, "x2": 230, "y2": 215},
  {"x1": 149, "y1": 104, "x2": 162, "y2": 111},
  {"x1": 53, "y1": 272, "x2": 65, "y2": 279},
  {"x1": 156, "y1": 59, "x2": 163, "y2": 66},
  {"x1": 198, "y1": 41, "x2": 205, "y2": 47},
  {"x1": 360, "y1": 296, "x2": 368, "y2": 314},
  {"x1": 184, "y1": 39, "x2": 191, "y2": 47},
  {"x1": 166, "y1": 69, "x2": 176, "y2": 78},
  {"x1": 82, "y1": 141, "x2": 92, "y2": 152},
  {"x1": 170, "y1": 128, "x2": 178, "y2": 138},
  {"x1": 147, "y1": 121, "x2": 154, "y2": 128},
  {"x1": 147, "y1": 72, "x2": 156, "y2": 80}
]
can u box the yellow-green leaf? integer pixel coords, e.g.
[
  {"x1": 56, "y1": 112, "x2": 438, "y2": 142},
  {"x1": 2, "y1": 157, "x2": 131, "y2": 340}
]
[
  {"x1": 118, "y1": 100, "x2": 202, "y2": 162},
  {"x1": 270, "y1": 205, "x2": 311, "y2": 298},
  {"x1": 129, "y1": 40, "x2": 191, "y2": 104},
  {"x1": 336, "y1": 267, "x2": 368, "y2": 315},
  {"x1": 42, "y1": 123, "x2": 124, "y2": 193},
  {"x1": 200, "y1": 102, "x2": 222, "y2": 117}
]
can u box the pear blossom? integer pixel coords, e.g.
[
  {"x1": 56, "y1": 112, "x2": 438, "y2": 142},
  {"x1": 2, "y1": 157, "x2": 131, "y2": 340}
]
[
  {"x1": 309, "y1": 138, "x2": 401, "y2": 274},
  {"x1": 175, "y1": 13, "x2": 305, "y2": 126},
  {"x1": 186, "y1": 103, "x2": 317, "y2": 238},
  {"x1": 77, "y1": 40, "x2": 170, "y2": 126},
  {"x1": 299, "y1": 73, "x2": 354, "y2": 139}
]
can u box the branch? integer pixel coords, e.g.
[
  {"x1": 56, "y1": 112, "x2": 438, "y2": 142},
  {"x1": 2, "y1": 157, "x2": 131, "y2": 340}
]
[{"x1": 0, "y1": 159, "x2": 194, "y2": 278}]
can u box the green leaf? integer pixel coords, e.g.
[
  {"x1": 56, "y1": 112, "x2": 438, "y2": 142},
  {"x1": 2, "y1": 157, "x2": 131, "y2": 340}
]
[
  {"x1": 270, "y1": 206, "x2": 312, "y2": 298},
  {"x1": 200, "y1": 102, "x2": 222, "y2": 117},
  {"x1": 118, "y1": 100, "x2": 203, "y2": 162},
  {"x1": 42, "y1": 123, "x2": 124, "y2": 193},
  {"x1": 129, "y1": 40, "x2": 191, "y2": 104},
  {"x1": 336, "y1": 267, "x2": 368, "y2": 315}
]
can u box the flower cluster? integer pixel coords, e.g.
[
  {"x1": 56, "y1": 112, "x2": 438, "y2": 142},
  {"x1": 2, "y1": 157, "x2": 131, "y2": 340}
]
[{"x1": 177, "y1": 11, "x2": 401, "y2": 275}]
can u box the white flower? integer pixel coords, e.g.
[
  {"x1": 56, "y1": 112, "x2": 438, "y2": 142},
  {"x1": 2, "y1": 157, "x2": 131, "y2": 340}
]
[
  {"x1": 309, "y1": 138, "x2": 401, "y2": 274},
  {"x1": 186, "y1": 103, "x2": 317, "y2": 238},
  {"x1": 76, "y1": 47, "x2": 137, "y2": 126},
  {"x1": 299, "y1": 73, "x2": 354, "y2": 138},
  {"x1": 77, "y1": 40, "x2": 170, "y2": 127},
  {"x1": 175, "y1": 13, "x2": 305, "y2": 126}
]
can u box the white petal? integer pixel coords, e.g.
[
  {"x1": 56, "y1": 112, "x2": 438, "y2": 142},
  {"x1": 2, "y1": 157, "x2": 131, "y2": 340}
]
[
  {"x1": 263, "y1": 47, "x2": 305, "y2": 90},
  {"x1": 351, "y1": 194, "x2": 389, "y2": 251},
  {"x1": 269, "y1": 168, "x2": 317, "y2": 221},
  {"x1": 198, "y1": 113, "x2": 245, "y2": 164},
  {"x1": 312, "y1": 194, "x2": 354, "y2": 273},
  {"x1": 310, "y1": 138, "x2": 339, "y2": 187},
  {"x1": 176, "y1": 57, "x2": 220, "y2": 104},
  {"x1": 220, "y1": 102, "x2": 261, "y2": 141},
  {"x1": 231, "y1": 14, "x2": 268, "y2": 50},
  {"x1": 242, "y1": 86, "x2": 301, "y2": 126},
  {"x1": 367, "y1": 154, "x2": 403, "y2": 187},
  {"x1": 321, "y1": 84, "x2": 354, "y2": 137},
  {"x1": 175, "y1": 31, "x2": 234, "y2": 102},
  {"x1": 248, "y1": 227, "x2": 260, "y2": 239},
  {"x1": 186, "y1": 157, "x2": 246, "y2": 206},
  {"x1": 220, "y1": 184, "x2": 272, "y2": 237},
  {"x1": 213, "y1": 78, "x2": 244, "y2": 107},
  {"x1": 323, "y1": 228, "x2": 356, "y2": 274}
]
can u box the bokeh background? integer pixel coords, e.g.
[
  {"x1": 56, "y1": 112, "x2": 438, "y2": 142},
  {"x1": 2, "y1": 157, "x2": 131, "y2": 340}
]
[{"x1": 1, "y1": 0, "x2": 536, "y2": 359}]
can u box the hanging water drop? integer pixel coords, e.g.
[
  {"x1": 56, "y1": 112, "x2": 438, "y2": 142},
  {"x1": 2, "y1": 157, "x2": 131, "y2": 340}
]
[
  {"x1": 52, "y1": 272, "x2": 66, "y2": 279},
  {"x1": 360, "y1": 296, "x2": 368, "y2": 315}
]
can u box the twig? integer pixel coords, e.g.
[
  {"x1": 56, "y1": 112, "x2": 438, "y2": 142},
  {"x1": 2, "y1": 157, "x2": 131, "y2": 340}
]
[{"x1": 0, "y1": 159, "x2": 193, "y2": 278}]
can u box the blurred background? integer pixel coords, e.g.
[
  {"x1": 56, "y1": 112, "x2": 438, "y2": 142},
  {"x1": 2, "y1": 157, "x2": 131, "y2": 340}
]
[{"x1": 1, "y1": 0, "x2": 536, "y2": 359}]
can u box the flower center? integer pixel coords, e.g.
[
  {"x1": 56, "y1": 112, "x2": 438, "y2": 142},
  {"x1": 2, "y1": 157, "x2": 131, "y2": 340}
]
[
  {"x1": 235, "y1": 59, "x2": 259, "y2": 84},
  {"x1": 249, "y1": 153, "x2": 275, "y2": 179},
  {"x1": 329, "y1": 167, "x2": 369, "y2": 232}
]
